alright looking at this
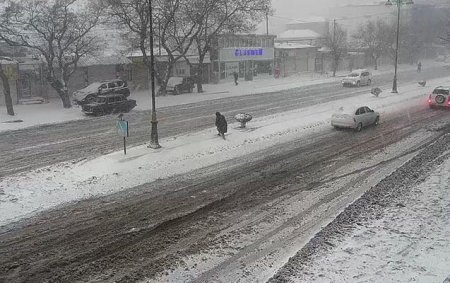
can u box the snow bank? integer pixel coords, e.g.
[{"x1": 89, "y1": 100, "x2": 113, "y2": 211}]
[{"x1": 293, "y1": 154, "x2": 450, "y2": 283}]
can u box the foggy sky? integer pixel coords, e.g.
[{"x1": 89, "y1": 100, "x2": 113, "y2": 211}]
[{"x1": 272, "y1": 0, "x2": 431, "y2": 19}]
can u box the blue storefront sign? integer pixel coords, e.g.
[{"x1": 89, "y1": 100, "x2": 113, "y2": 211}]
[
  {"x1": 219, "y1": 47, "x2": 274, "y2": 62},
  {"x1": 234, "y1": 48, "x2": 264, "y2": 57}
]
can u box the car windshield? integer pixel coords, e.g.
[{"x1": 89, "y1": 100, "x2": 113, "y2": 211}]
[
  {"x1": 168, "y1": 77, "x2": 183, "y2": 86},
  {"x1": 79, "y1": 82, "x2": 102, "y2": 93},
  {"x1": 432, "y1": 88, "x2": 449, "y2": 95},
  {"x1": 94, "y1": 97, "x2": 107, "y2": 103},
  {"x1": 2, "y1": 1, "x2": 449, "y2": 282}
]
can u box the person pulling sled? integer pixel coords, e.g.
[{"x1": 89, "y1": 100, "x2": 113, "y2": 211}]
[{"x1": 215, "y1": 112, "x2": 228, "y2": 139}]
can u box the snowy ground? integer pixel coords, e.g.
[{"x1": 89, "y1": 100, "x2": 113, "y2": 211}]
[
  {"x1": 270, "y1": 144, "x2": 450, "y2": 283},
  {"x1": 303, "y1": 157, "x2": 450, "y2": 283},
  {"x1": 0, "y1": 76, "x2": 447, "y2": 227},
  {"x1": 0, "y1": 61, "x2": 439, "y2": 132}
]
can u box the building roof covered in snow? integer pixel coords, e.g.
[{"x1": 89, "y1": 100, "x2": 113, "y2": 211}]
[
  {"x1": 78, "y1": 55, "x2": 132, "y2": 67},
  {"x1": 274, "y1": 42, "x2": 317, "y2": 50},
  {"x1": 287, "y1": 16, "x2": 328, "y2": 24},
  {"x1": 277, "y1": 29, "x2": 324, "y2": 41}
]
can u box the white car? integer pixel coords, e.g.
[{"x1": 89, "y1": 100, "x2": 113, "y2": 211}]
[
  {"x1": 428, "y1": 86, "x2": 450, "y2": 108},
  {"x1": 331, "y1": 106, "x2": 380, "y2": 131},
  {"x1": 341, "y1": 69, "x2": 372, "y2": 87}
]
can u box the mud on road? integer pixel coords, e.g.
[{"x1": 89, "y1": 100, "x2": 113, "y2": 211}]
[{"x1": 1, "y1": 105, "x2": 449, "y2": 282}]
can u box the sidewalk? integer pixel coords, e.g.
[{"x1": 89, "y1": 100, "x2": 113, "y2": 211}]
[{"x1": 0, "y1": 60, "x2": 442, "y2": 132}]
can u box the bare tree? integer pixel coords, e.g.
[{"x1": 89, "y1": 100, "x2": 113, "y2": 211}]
[
  {"x1": 0, "y1": 0, "x2": 102, "y2": 108},
  {"x1": 156, "y1": 0, "x2": 203, "y2": 94},
  {"x1": 185, "y1": 0, "x2": 271, "y2": 93},
  {"x1": 106, "y1": 0, "x2": 203, "y2": 95},
  {"x1": 325, "y1": 22, "x2": 348, "y2": 77},
  {"x1": 0, "y1": 58, "x2": 14, "y2": 116},
  {"x1": 353, "y1": 20, "x2": 392, "y2": 70}
]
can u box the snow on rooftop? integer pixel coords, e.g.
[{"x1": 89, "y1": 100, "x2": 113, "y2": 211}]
[
  {"x1": 277, "y1": 29, "x2": 323, "y2": 40},
  {"x1": 274, "y1": 42, "x2": 317, "y2": 49},
  {"x1": 287, "y1": 16, "x2": 329, "y2": 24},
  {"x1": 78, "y1": 55, "x2": 132, "y2": 67}
]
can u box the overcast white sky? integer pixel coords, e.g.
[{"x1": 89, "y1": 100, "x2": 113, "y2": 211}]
[
  {"x1": 271, "y1": 0, "x2": 431, "y2": 18},
  {"x1": 258, "y1": 0, "x2": 433, "y2": 34}
]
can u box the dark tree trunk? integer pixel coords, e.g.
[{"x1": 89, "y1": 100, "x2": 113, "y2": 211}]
[
  {"x1": 49, "y1": 78, "x2": 71, "y2": 108},
  {"x1": 196, "y1": 62, "x2": 204, "y2": 93},
  {"x1": 332, "y1": 60, "x2": 338, "y2": 77},
  {"x1": 159, "y1": 64, "x2": 173, "y2": 96},
  {"x1": 0, "y1": 64, "x2": 14, "y2": 116}
]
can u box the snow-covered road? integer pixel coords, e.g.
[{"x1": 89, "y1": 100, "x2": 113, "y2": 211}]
[
  {"x1": 270, "y1": 133, "x2": 450, "y2": 283},
  {"x1": 0, "y1": 64, "x2": 446, "y2": 178},
  {"x1": 1, "y1": 76, "x2": 449, "y2": 226},
  {"x1": 1, "y1": 74, "x2": 450, "y2": 282}
]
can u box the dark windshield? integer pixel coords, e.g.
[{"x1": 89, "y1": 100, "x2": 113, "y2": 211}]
[
  {"x1": 95, "y1": 97, "x2": 107, "y2": 103},
  {"x1": 433, "y1": 88, "x2": 449, "y2": 95}
]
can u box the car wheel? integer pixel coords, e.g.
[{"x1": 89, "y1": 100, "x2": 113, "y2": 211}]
[
  {"x1": 374, "y1": 116, "x2": 379, "y2": 126},
  {"x1": 435, "y1": 95, "x2": 445, "y2": 104},
  {"x1": 355, "y1": 123, "x2": 363, "y2": 132},
  {"x1": 95, "y1": 109, "x2": 104, "y2": 117},
  {"x1": 356, "y1": 81, "x2": 361, "y2": 87}
]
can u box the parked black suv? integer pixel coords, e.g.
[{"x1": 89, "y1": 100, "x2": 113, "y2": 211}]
[
  {"x1": 165, "y1": 77, "x2": 195, "y2": 95},
  {"x1": 73, "y1": 79, "x2": 130, "y2": 105},
  {"x1": 81, "y1": 94, "x2": 136, "y2": 116}
]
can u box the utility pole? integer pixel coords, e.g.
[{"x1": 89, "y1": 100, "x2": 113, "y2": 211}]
[
  {"x1": 385, "y1": 0, "x2": 414, "y2": 93},
  {"x1": 392, "y1": 1, "x2": 401, "y2": 93},
  {"x1": 148, "y1": 0, "x2": 161, "y2": 149},
  {"x1": 333, "y1": 19, "x2": 337, "y2": 42},
  {"x1": 266, "y1": 12, "x2": 269, "y2": 35}
]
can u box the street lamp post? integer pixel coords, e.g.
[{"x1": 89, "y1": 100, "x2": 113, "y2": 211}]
[
  {"x1": 148, "y1": 0, "x2": 161, "y2": 149},
  {"x1": 386, "y1": 0, "x2": 414, "y2": 94}
]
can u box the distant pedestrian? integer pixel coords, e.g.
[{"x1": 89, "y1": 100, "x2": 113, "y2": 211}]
[
  {"x1": 233, "y1": 72, "x2": 239, "y2": 86},
  {"x1": 215, "y1": 112, "x2": 228, "y2": 139},
  {"x1": 417, "y1": 61, "x2": 422, "y2": 73}
]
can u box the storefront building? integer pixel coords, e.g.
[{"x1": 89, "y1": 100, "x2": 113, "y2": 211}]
[{"x1": 211, "y1": 34, "x2": 276, "y2": 82}]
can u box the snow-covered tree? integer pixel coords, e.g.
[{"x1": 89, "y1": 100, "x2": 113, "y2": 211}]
[
  {"x1": 0, "y1": 0, "x2": 102, "y2": 108},
  {"x1": 185, "y1": 0, "x2": 271, "y2": 92},
  {"x1": 353, "y1": 20, "x2": 393, "y2": 70},
  {"x1": 325, "y1": 22, "x2": 348, "y2": 77}
]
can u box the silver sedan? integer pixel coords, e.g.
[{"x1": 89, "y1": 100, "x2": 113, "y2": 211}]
[{"x1": 331, "y1": 106, "x2": 380, "y2": 131}]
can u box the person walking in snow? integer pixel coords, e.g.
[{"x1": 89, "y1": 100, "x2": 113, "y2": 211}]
[
  {"x1": 215, "y1": 112, "x2": 228, "y2": 139},
  {"x1": 417, "y1": 61, "x2": 422, "y2": 73},
  {"x1": 233, "y1": 72, "x2": 239, "y2": 86}
]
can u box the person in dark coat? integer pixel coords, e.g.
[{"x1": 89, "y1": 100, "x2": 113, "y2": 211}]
[
  {"x1": 233, "y1": 72, "x2": 239, "y2": 86},
  {"x1": 417, "y1": 61, "x2": 422, "y2": 73},
  {"x1": 215, "y1": 112, "x2": 228, "y2": 139}
]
